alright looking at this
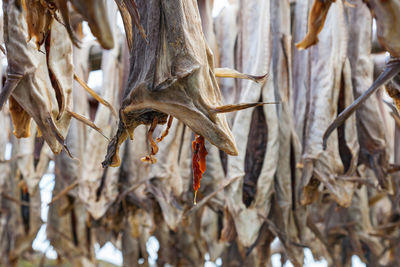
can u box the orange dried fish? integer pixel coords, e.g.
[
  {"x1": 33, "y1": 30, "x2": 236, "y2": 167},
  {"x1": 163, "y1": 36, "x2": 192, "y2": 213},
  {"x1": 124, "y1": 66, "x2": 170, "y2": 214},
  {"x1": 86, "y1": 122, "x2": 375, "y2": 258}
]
[
  {"x1": 296, "y1": 0, "x2": 335, "y2": 50},
  {"x1": 141, "y1": 116, "x2": 159, "y2": 164},
  {"x1": 22, "y1": 0, "x2": 53, "y2": 49},
  {"x1": 192, "y1": 134, "x2": 207, "y2": 204},
  {"x1": 9, "y1": 96, "x2": 31, "y2": 138},
  {"x1": 156, "y1": 116, "x2": 173, "y2": 143}
]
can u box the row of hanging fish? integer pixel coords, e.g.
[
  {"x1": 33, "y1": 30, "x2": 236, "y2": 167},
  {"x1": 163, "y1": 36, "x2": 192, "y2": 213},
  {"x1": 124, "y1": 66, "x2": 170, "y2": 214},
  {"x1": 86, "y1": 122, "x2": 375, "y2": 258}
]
[{"x1": 1, "y1": 0, "x2": 400, "y2": 266}]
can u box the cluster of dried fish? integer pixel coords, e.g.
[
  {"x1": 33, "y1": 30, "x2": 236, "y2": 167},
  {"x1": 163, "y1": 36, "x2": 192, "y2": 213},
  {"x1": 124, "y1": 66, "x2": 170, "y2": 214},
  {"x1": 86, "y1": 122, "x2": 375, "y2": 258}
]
[{"x1": 2, "y1": 0, "x2": 400, "y2": 266}]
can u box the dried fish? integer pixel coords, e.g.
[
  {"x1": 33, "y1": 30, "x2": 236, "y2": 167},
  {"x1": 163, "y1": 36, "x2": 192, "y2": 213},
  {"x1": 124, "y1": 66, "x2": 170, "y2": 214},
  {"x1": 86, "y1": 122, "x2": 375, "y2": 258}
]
[
  {"x1": 102, "y1": 0, "x2": 264, "y2": 169},
  {"x1": 2, "y1": 0, "x2": 73, "y2": 155},
  {"x1": 2, "y1": 0, "x2": 400, "y2": 265},
  {"x1": 224, "y1": 0, "x2": 278, "y2": 249},
  {"x1": 69, "y1": 0, "x2": 114, "y2": 49},
  {"x1": 270, "y1": 0, "x2": 304, "y2": 264},
  {"x1": 78, "y1": 1, "x2": 122, "y2": 220},
  {"x1": 296, "y1": 0, "x2": 335, "y2": 50},
  {"x1": 22, "y1": 0, "x2": 53, "y2": 49},
  {"x1": 293, "y1": 0, "x2": 358, "y2": 208},
  {"x1": 192, "y1": 134, "x2": 208, "y2": 204}
]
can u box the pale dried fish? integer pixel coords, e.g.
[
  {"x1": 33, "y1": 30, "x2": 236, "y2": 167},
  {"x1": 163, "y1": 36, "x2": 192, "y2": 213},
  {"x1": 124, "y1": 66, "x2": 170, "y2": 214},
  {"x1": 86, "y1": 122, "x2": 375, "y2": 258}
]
[
  {"x1": 224, "y1": 0, "x2": 278, "y2": 249},
  {"x1": 2, "y1": 1, "x2": 73, "y2": 155}
]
